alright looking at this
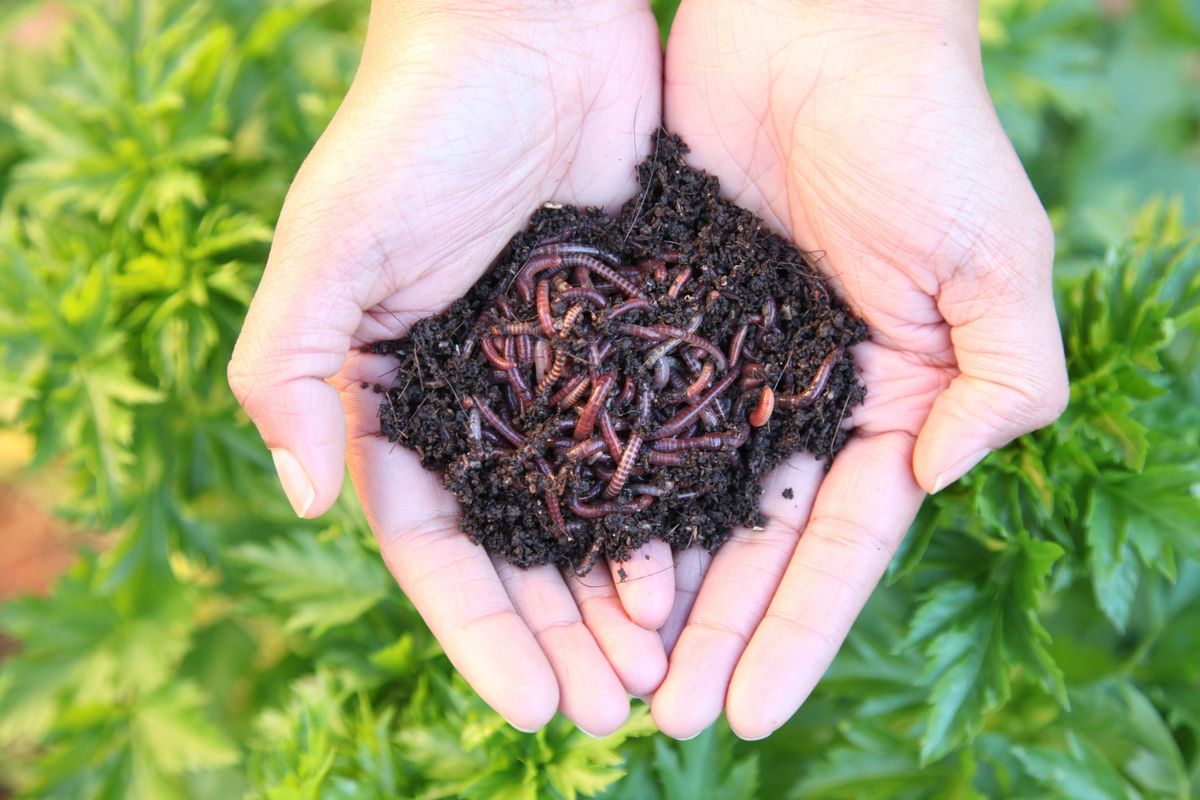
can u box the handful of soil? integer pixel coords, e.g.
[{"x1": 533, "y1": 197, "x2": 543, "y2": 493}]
[{"x1": 372, "y1": 132, "x2": 867, "y2": 576}]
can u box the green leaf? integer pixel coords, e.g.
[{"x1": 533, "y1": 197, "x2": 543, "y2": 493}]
[
  {"x1": 648, "y1": 724, "x2": 757, "y2": 800},
  {"x1": 902, "y1": 535, "x2": 1065, "y2": 763},
  {"x1": 1014, "y1": 732, "x2": 1135, "y2": 800},
  {"x1": 1087, "y1": 484, "x2": 1143, "y2": 632},
  {"x1": 791, "y1": 722, "x2": 975, "y2": 800},
  {"x1": 0, "y1": 561, "x2": 197, "y2": 744},
  {"x1": 232, "y1": 531, "x2": 391, "y2": 637},
  {"x1": 131, "y1": 683, "x2": 239, "y2": 775}
]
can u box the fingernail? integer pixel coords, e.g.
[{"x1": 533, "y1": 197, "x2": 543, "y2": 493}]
[
  {"x1": 503, "y1": 717, "x2": 539, "y2": 734},
  {"x1": 271, "y1": 448, "x2": 315, "y2": 517},
  {"x1": 931, "y1": 448, "x2": 991, "y2": 494}
]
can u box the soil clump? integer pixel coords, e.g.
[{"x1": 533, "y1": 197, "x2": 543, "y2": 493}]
[{"x1": 372, "y1": 132, "x2": 867, "y2": 575}]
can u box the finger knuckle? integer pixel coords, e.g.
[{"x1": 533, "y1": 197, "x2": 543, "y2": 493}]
[
  {"x1": 226, "y1": 347, "x2": 259, "y2": 412},
  {"x1": 803, "y1": 513, "x2": 898, "y2": 560},
  {"x1": 995, "y1": 370, "x2": 1069, "y2": 431}
]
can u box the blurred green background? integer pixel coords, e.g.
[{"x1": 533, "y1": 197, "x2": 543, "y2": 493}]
[{"x1": 0, "y1": 0, "x2": 1198, "y2": 798}]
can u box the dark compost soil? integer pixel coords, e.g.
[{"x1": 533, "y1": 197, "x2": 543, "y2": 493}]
[{"x1": 371, "y1": 132, "x2": 867, "y2": 575}]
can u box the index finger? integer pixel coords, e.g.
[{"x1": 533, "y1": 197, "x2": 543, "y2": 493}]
[
  {"x1": 724, "y1": 429, "x2": 925, "y2": 740},
  {"x1": 341, "y1": 351, "x2": 560, "y2": 732}
]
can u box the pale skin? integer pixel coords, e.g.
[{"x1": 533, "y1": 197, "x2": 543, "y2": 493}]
[{"x1": 228, "y1": 0, "x2": 1068, "y2": 739}]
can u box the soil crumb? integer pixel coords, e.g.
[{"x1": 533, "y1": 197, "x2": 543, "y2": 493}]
[{"x1": 372, "y1": 132, "x2": 866, "y2": 574}]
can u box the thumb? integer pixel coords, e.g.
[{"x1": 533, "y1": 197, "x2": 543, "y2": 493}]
[
  {"x1": 913, "y1": 226, "x2": 1069, "y2": 494},
  {"x1": 228, "y1": 214, "x2": 367, "y2": 518}
]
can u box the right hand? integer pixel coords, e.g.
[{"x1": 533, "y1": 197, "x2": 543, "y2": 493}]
[
  {"x1": 228, "y1": 0, "x2": 669, "y2": 735},
  {"x1": 649, "y1": 0, "x2": 1068, "y2": 739}
]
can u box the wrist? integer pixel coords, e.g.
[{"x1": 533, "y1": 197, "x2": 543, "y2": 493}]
[
  {"x1": 692, "y1": 0, "x2": 977, "y2": 44},
  {"x1": 372, "y1": 0, "x2": 651, "y2": 27},
  {"x1": 838, "y1": 0, "x2": 977, "y2": 37}
]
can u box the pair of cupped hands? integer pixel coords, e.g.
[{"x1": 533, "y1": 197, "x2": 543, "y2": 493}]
[{"x1": 229, "y1": 0, "x2": 1067, "y2": 739}]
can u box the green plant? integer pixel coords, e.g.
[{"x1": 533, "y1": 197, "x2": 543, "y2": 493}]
[{"x1": 1, "y1": 1, "x2": 1198, "y2": 798}]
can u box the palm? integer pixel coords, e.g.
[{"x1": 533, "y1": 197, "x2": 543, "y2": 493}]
[
  {"x1": 235, "y1": 4, "x2": 667, "y2": 734},
  {"x1": 649, "y1": 2, "x2": 1057, "y2": 738}
]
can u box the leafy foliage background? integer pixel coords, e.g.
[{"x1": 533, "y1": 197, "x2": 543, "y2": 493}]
[{"x1": 0, "y1": 0, "x2": 1197, "y2": 797}]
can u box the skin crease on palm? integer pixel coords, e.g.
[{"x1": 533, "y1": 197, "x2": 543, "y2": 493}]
[{"x1": 228, "y1": 0, "x2": 1068, "y2": 740}]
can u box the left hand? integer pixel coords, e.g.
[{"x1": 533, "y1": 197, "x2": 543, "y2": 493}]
[
  {"x1": 649, "y1": 0, "x2": 1068, "y2": 739},
  {"x1": 229, "y1": 0, "x2": 668, "y2": 736}
]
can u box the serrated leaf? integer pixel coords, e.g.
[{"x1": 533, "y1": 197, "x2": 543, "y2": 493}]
[
  {"x1": 1087, "y1": 459, "x2": 1200, "y2": 630},
  {"x1": 903, "y1": 535, "x2": 1064, "y2": 762},
  {"x1": 0, "y1": 564, "x2": 197, "y2": 743},
  {"x1": 650, "y1": 724, "x2": 757, "y2": 800},
  {"x1": 130, "y1": 683, "x2": 239, "y2": 774},
  {"x1": 1014, "y1": 732, "x2": 1135, "y2": 800},
  {"x1": 232, "y1": 532, "x2": 391, "y2": 637},
  {"x1": 791, "y1": 722, "x2": 973, "y2": 800}
]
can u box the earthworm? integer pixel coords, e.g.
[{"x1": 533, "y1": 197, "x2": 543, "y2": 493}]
[
  {"x1": 606, "y1": 432, "x2": 643, "y2": 498},
  {"x1": 492, "y1": 321, "x2": 541, "y2": 336},
  {"x1": 470, "y1": 395, "x2": 525, "y2": 447},
  {"x1": 651, "y1": 433, "x2": 730, "y2": 452},
  {"x1": 580, "y1": 261, "x2": 647, "y2": 299},
  {"x1": 515, "y1": 334, "x2": 532, "y2": 364},
  {"x1": 637, "y1": 256, "x2": 665, "y2": 273},
  {"x1": 667, "y1": 267, "x2": 692, "y2": 299},
  {"x1": 616, "y1": 375, "x2": 635, "y2": 408},
  {"x1": 776, "y1": 347, "x2": 842, "y2": 408},
  {"x1": 595, "y1": 338, "x2": 614, "y2": 366},
  {"x1": 533, "y1": 339, "x2": 551, "y2": 385},
  {"x1": 568, "y1": 494, "x2": 653, "y2": 519},
  {"x1": 650, "y1": 368, "x2": 740, "y2": 439},
  {"x1": 574, "y1": 374, "x2": 615, "y2": 440},
  {"x1": 536, "y1": 347, "x2": 566, "y2": 393},
  {"x1": 598, "y1": 409, "x2": 623, "y2": 461},
  {"x1": 480, "y1": 336, "x2": 516, "y2": 370},
  {"x1": 545, "y1": 491, "x2": 565, "y2": 540},
  {"x1": 749, "y1": 386, "x2": 775, "y2": 427},
  {"x1": 653, "y1": 359, "x2": 672, "y2": 389},
  {"x1": 683, "y1": 361, "x2": 715, "y2": 401},
  {"x1": 559, "y1": 304, "x2": 584, "y2": 338},
  {"x1": 617, "y1": 323, "x2": 728, "y2": 372},
  {"x1": 515, "y1": 254, "x2": 564, "y2": 302},
  {"x1": 565, "y1": 438, "x2": 606, "y2": 462},
  {"x1": 552, "y1": 374, "x2": 591, "y2": 408},
  {"x1": 573, "y1": 264, "x2": 593, "y2": 288},
  {"x1": 516, "y1": 245, "x2": 620, "y2": 300},
  {"x1": 560, "y1": 287, "x2": 608, "y2": 307},
  {"x1": 529, "y1": 241, "x2": 621, "y2": 265},
  {"x1": 607, "y1": 298, "x2": 655, "y2": 320},
  {"x1": 536, "y1": 279, "x2": 556, "y2": 337},
  {"x1": 506, "y1": 365, "x2": 533, "y2": 410},
  {"x1": 643, "y1": 312, "x2": 704, "y2": 367},
  {"x1": 636, "y1": 385, "x2": 654, "y2": 429},
  {"x1": 728, "y1": 324, "x2": 749, "y2": 366},
  {"x1": 699, "y1": 403, "x2": 724, "y2": 429}
]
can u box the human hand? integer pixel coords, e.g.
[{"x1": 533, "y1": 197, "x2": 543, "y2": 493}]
[
  {"x1": 228, "y1": 0, "x2": 670, "y2": 735},
  {"x1": 650, "y1": 0, "x2": 1069, "y2": 738}
]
